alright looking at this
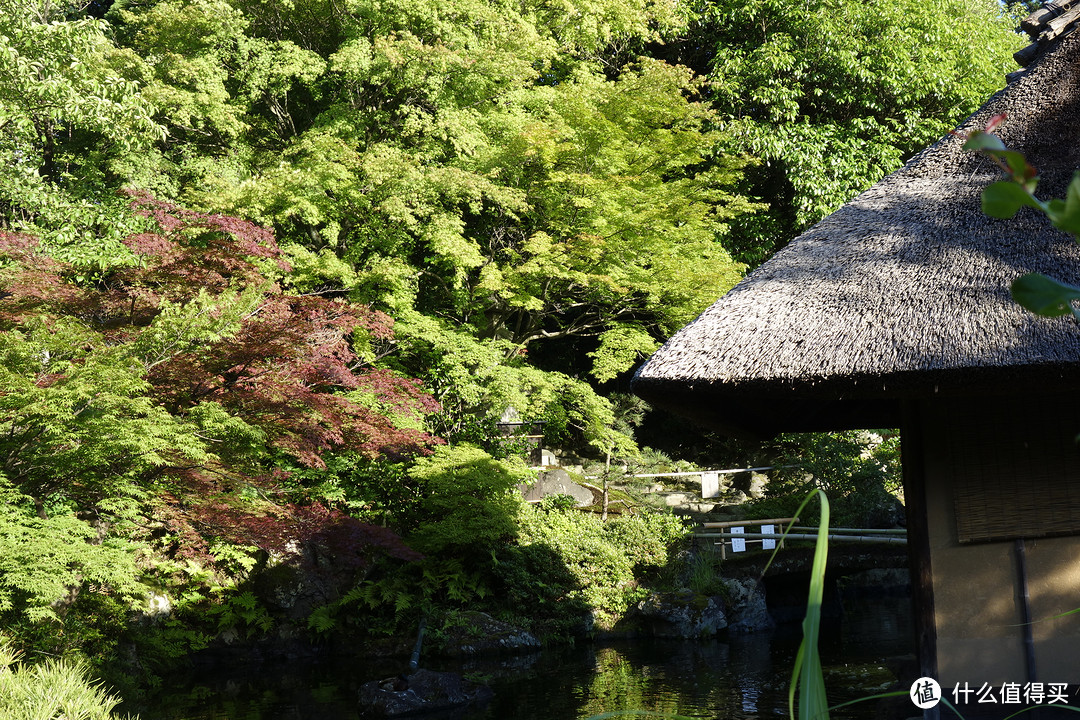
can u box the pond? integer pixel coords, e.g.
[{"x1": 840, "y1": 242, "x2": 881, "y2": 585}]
[{"x1": 122, "y1": 592, "x2": 914, "y2": 720}]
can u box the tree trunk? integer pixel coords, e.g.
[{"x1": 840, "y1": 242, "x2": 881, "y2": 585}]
[{"x1": 601, "y1": 450, "x2": 610, "y2": 522}]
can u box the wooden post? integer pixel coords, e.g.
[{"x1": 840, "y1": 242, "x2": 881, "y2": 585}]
[{"x1": 901, "y1": 400, "x2": 938, "y2": 717}]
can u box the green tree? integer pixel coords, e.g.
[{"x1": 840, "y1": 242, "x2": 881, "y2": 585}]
[
  {"x1": 677, "y1": 0, "x2": 1024, "y2": 265},
  {"x1": 385, "y1": 310, "x2": 627, "y2": 455},
  {"x1": 0, "y1": 0, "x2": 161, "y2": 245},
  {"x1": 745, "y1": 431, "x2": 901, "y2": 527},
  {"x1": 107, "y1": 0, "x2": 753, "y2": 392},
  {"x1": 460, "y1": 59, "x2": 753, "y2": 369}
]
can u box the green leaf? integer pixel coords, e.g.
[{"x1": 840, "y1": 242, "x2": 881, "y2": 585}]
[
  {"x1": 1011, "y1": 273, "x2": 1080, "y2": 318},
  {"x1": 1052, "y1": 171, "x2": 1080, "y2": 238},
  {"x1": 770, "y1": 488, "x2": 830, "y2": 720},
  {"x1": 982, "y1": 181, "x2": 1038, "y2": 219},
  {"x1": 962, "y1": 131, "x2": 1006, "y2": 152}
]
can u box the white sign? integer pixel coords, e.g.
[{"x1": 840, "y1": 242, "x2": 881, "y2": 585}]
[
  {"x1": 701, "y1": 471, "x2": 720, "y2": 498},
  {"x1": 730, "y1": 526, "x2": 745, "y2": 553},
  {"x1": 761, "y1": 524, "x2": 776, "y2": 550}
]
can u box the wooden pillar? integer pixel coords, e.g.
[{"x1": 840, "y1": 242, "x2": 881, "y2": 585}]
[{"x1": 901, "y1": 400, "x2": 938, "y2": 717}]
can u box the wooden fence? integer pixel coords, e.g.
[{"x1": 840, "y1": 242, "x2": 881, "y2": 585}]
[{"x1": 695, "y1": 517, "x2": 907, "y2": 559}]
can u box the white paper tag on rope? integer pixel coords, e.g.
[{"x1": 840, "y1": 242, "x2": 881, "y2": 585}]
[
  {"x1": 761, "y1": 524, "x2": 776, "y2": 550},
  {"x1": 701, "y1": 471, "x2": 720, "y2": 499},
  {"x1": 730, "y1": 526, "x2": 745, "y2": 553}
]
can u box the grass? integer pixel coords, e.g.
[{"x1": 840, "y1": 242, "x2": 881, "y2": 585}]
[{"x1": 0, "y1": 635, "x2": 137, "y2": 720}]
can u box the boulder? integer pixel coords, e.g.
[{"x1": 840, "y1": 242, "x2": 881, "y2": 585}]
[
  {"x1": 518, "y1": 468, "x2": 595, "y2": 507},
  {"x1": 634, "y1": 590, "x2": 728, "y2": 638},
  {"x1": 358, "y1": 668, "x2": 493, "y2": 717},
  {"x1": 721, "y1": 577, "x2": 776, "y2": 634}
]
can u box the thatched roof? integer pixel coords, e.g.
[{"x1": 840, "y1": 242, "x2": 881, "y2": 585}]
[{"x1": 632, "y1": 27, "x2": 1080, "y2": 437}]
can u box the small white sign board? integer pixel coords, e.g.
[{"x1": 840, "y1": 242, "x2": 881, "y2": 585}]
[
  {"x1": 761, "y1": 524, "x2": 776, "y2": 550},
  {"x1": 730, "y1": 526, "x2": 746, "y2": 553},
  {"x1": 701, "y1": 471, "x2": 720, "y2": 499}
]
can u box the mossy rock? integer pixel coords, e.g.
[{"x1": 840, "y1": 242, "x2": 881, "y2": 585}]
[{"x1": 435, "y1": 611, "x2": 540, "y2": 656}]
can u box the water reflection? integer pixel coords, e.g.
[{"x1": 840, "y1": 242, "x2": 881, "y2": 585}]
[{"x1": 124, "y1": 594, "x2": 913, "y2": 720}]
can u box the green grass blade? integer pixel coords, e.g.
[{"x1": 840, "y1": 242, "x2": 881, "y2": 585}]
[{"x1": 779, "y1": 489, "x2": 831, "y2": 720}]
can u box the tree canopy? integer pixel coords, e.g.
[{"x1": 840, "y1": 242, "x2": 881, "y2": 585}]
[
  {"x1": 0, "y1": 0, "x2": 1027, "y2": 677},
  {"x1": 661, "y1": 0, "x2": 1025, "y2": 264}
]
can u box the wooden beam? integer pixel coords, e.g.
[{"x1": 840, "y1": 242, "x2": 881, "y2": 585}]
[{"x1": 902, "y1": 400, "x2": 938, "y2": 709}]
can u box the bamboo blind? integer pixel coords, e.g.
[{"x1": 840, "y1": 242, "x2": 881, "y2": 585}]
[{"x1": 949, "y1": 395, "x2": 1080, "y2": 543}]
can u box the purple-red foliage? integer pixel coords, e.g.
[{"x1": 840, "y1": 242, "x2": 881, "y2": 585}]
[
  {"x1": 148, "y1": 293, "x2": 439, "y2": 466},
  {"x1": 123, "y1": 189, "x2": 286, "y2": 289},
  {"x1": 166, "y1": 487, "x2": 422, "y2": 572},
  {"x1": 233, "y1": 503, "x2": 423, "y2": 564},
  {"x1": 1, "y1": 192, "x2": 439, "y2": 464},
  {"x1": 0, "y1": 232, "x2": 88, "y2": 321},
  {"x1": 0, "y1": 192, "x2": 441, "y2": 559}
]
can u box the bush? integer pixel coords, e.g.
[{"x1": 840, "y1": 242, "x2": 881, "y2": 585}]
[
  {"x1": 748, "y1": 431, "x2": 902, "y2": 528},
  {"x1": 403, "y1": 445, "x2": 532, "y2": 555},
  {"x1": 0, "y1": 634, "x2": 136, "y2": 720},
  {"x1": 513, "y1": 504, "x2": 688, "y2": 627}
]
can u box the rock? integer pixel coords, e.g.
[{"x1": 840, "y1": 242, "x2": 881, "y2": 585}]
[
  {"x1": 861, "y1": 496, "x2": 907, "y2": 528},
  {"x1": 723, "y1": 489, "x2": 750, "y2": 504},
  {"x1": 438, "y1": 611, "x2": 541, "y2": 656},
  {"x1": 721, "y1": 577, "x2": 776, "y2": 634},
  {"x1": 634, "y1": 590, "x2": 728, "y2": 638},
  {"x1": 748, "y1": 472, "x2": 768, "y2": 499},
  {"x1": 519, "y1": 468, "x2": 595, "y2": 507},
  {"x1": 660, "y1": 492, "x2": 692, "y2": 507},
  {"x1": 147, "y1": 592, "x2": 172, "y2": 618},
  {"x1": 358, "y1": 668, "x2": 493, "y2": 717}
]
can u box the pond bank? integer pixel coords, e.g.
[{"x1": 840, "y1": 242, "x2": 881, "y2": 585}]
[{"x1": 120, "y1": 574, "x2": 914, "y2": 719}]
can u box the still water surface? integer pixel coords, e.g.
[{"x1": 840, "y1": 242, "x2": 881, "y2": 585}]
[{"x1": 125, "y1": 594, "x2": 913, "y2": 720}]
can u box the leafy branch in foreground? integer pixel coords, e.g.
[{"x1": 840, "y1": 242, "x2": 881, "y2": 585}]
[{"x1": 962, "y1": 114, "x2": 1080, "y2": 318}]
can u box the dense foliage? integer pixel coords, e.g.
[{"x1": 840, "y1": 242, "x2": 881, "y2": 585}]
[
  {"x1": 515, "y1": 500, "x2": 687, "y2": 627},
  {"x1": 662, "y1": 0, "x2": 1024, "y2": 265},
  {"x1": 742, "y1": 431, "x2": 902, "y2": 528},
  {"x1": 0, "y1": 0, "x2": 1024, "y2": 704}
]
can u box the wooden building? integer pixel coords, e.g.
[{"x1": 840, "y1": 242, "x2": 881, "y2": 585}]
[{"x1": 632, "y1": 5, "x2": 1080, "y2": 706}]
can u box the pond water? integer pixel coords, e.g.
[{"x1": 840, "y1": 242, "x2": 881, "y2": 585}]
[{"x1": 123, "y1": 593, "x2": 914, "y2": 720}]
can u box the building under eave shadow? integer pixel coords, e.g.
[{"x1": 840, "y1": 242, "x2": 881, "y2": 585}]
[{"x1": 633, "y1": 5, "x2": 1080, "y2": 711}]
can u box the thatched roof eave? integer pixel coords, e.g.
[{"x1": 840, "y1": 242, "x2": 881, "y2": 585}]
[
  {"x1": 635, "y1": 362, "x2": 1080, "y2": 437},
  {"x1": 633, "y1": 29, "x2": 1080, "y2": 435}
]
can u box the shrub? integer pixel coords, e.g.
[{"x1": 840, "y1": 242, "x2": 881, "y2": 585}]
[
  {"x1": 514, "y1": 504, "x2": 688, "y2": 627},
  {"x1": 404, "y1": 445, "x2": 531, "y2": 555},
  {"x1": 0, "y1": 634, "x2": 137, "y2": 720}
]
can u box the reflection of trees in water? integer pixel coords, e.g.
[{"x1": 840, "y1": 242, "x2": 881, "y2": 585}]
[
  {"x1": 578, "y1": 645, "x2": 683, "y2": 719},
  {"x1": 129, "y1": 596, "x2": 913, "y2": 719},
  {"x1": 571, "y1": 637, "x2": 788, "y2": 719}
]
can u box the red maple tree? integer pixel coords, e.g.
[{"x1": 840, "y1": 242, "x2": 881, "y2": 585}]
[{"x1": 0, "y1": 192, "x2": 438, "y2": 564}]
